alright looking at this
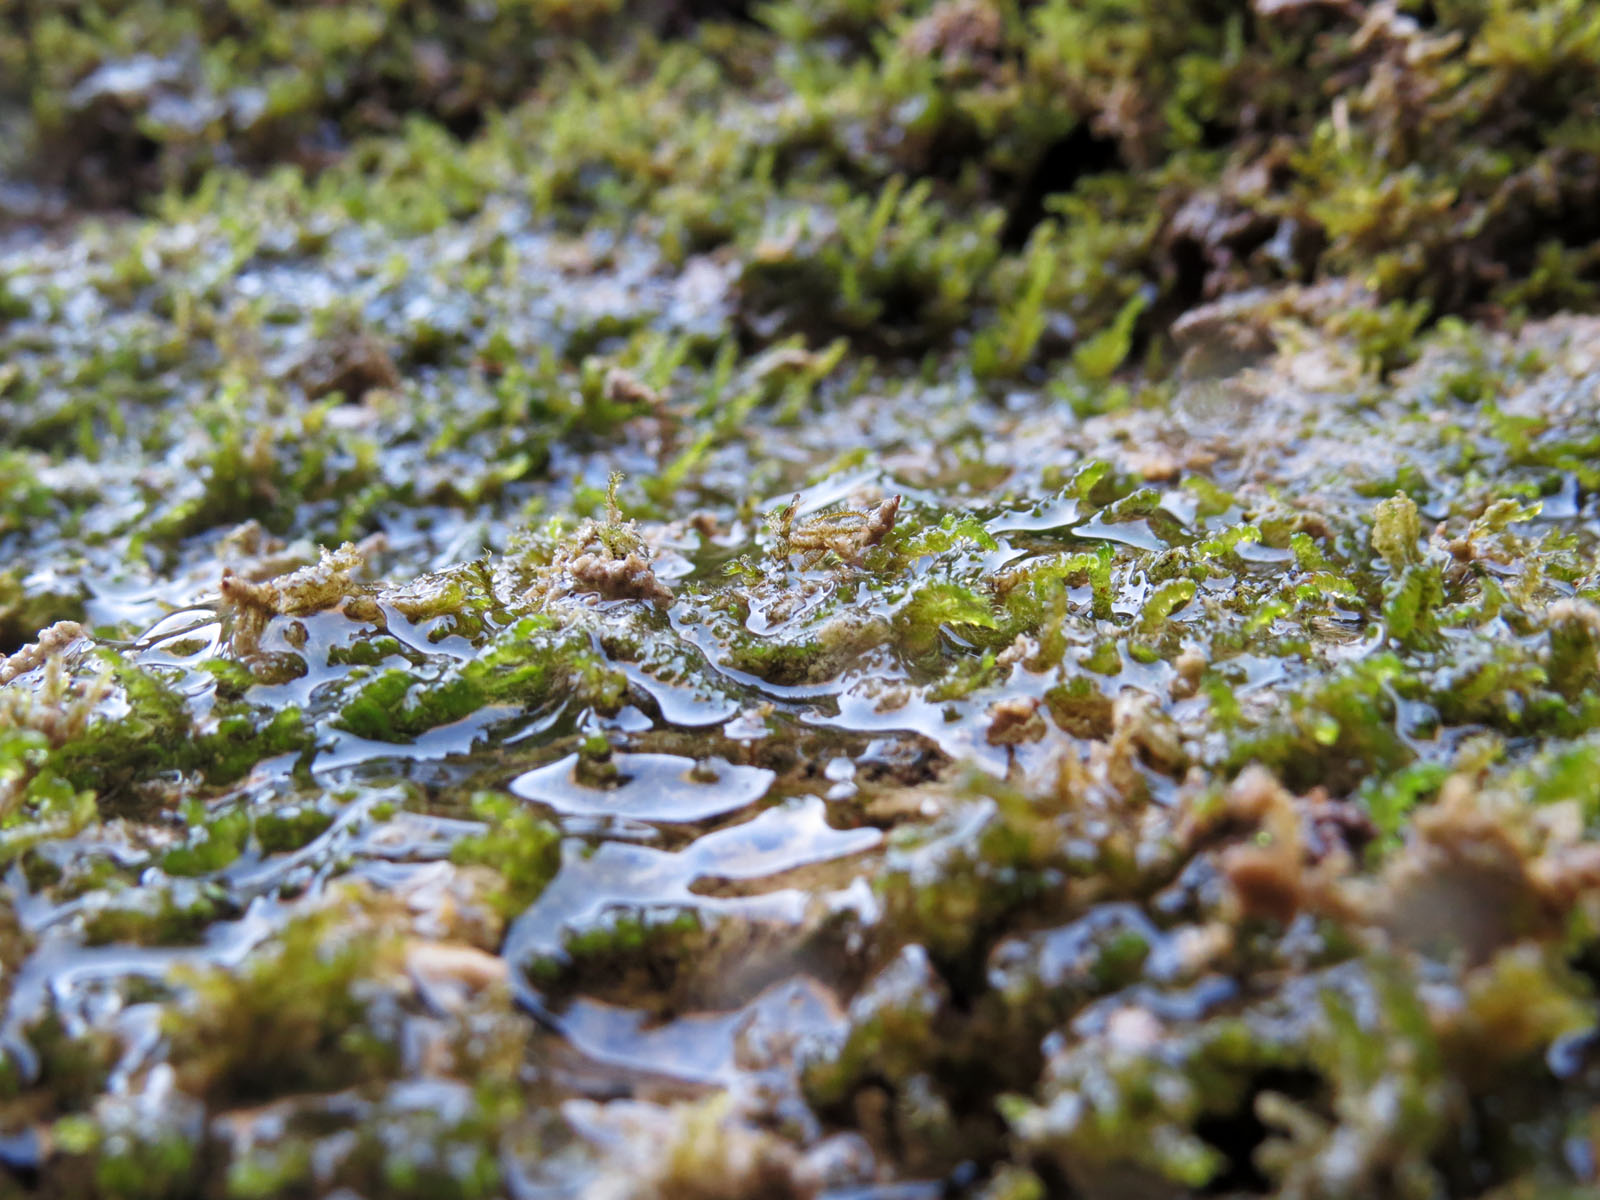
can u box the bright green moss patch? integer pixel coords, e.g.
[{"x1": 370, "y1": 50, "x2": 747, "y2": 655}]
[
  {"x1": 159, "y1": 803, "x2": 252, "y2": 877},
  {"x1": 450, "y1": 790, "x2": 561, "y2": 918}
]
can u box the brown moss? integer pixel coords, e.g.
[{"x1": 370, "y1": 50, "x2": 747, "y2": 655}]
[
  {"x1": 900, "y1": 0, "x2": 1006, "y2": 78},
  {"x1": 212, "y1": 521, "x2": 323, "y2": 584},
  {"x1": 602, "y1": 365, "x2": 667, "y2": 410},
  {"x1": 218, "y1": 539, "x2": 377, "y2": 619},
  {"x1": 219, "y1": 537, "x2": 382, "y2": 654},
  {"x1": 987, "y1": 696, "x2": 1046, "y2": 746},
  {"x1": 562, "y1": 549, "x2": 675, "y2": 606},
  {"x1": 1544, "y1": 598, "x2": 1600, "y2": 701},
  {"x1": 533, "y1": 474, "x2": 676, "y2": 607},
  {"x1": 1206, "y1": 766, "x2": 1354, "y2": 925},
  {"x1": 1169, "y1": 646, "x2": 1207, "y2": 700},
  {"x1": 290, "y1": 330, "x2": 401, "y2": 403},
  {"x1": 1373, "y1": 777, "x2": 1566, "y2": 962},
  {"x1": 1109, "y1": 691, "x2": 1188, "y2": 777}
]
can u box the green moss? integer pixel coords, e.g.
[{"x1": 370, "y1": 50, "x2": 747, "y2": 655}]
[
  {"x1": 225, "y1": 1140, "x2": 313, "y2": 1200},
  {"x1": 82, "y1": 882, "x2": 230, "y2": 947},
  {"x1": 1357, "y1": 761, "x2": 1451, "y2": 846},
  {"x1": 1226, "y1": 654, "x2": 1415, "y2": 793},
  {"x1": 10, "y1": 0, "x2": 718, "y2": 205},
  {"x1": 874, "y1": 776, "x2": 1074, "y2": 977},
  {"x1": 330, "y1": 617, "x2": 629, "y2": 742},
  {"x1": 198, "y1": 704, "x2": 311, "y2": 782},
  {"x1": 165, "y1": 905, "x2": 401, "y2": 1102},
  {"x1": 16, "y1": 1011, "x2": 119, "y2": 1115},
  {"x1": 50, "y1": 659, "x2": 193, "y2": 805},
  {"x1": 1371, "y1": 491, "x2": 1424, "y2": 575},
  {"x1": 254, "y1": 804, "x2": 333, "y2": 854},
  {"x1": 161, "y1": 803, "x2": 250, "y2": 877},
  {"x1": 89, "y1": 1129, "x2": 199, "y2": 1200},
  {"x1": 449, "y1": 790, "x2": 561, "y2": 918},
  {"x1": 534, "y1": 907, "x2": 709, "y2": 1001},
  {"x1": 1134, "y1": 578, "x2": 1196, "y2": 641},
  {"x1": 803, "y1": 944, "x2": 945, "y2": 1112},
  {"x1": 894, "y1": 580, "x2": 1000, "y2": 661},
  {"x1": 739, "y1": 178, "x2": 1005, "y2": 348}
]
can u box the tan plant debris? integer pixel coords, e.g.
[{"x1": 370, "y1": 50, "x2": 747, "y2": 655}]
[
  {"x1": 1207, "y1": 766, "x2": 1354, "y2": 925},
  {"x1": 563, "y1": 549, "x2": 675, "y2": 605},
  {"x1": 219, "y1": 539, "x2": 375, "y2": 619},
  {"x1": 291, "y1": 329, "x2": 400, "y2": 403},
  {"x1": 536, "y1": 474, "x2": 674, "y2": 607},
  {"x1": 901, "y1": 0, "x2": 1004, "y2": 73},
  {"x1": 987, "y1": 696, "x2": 1046, "y2": 746},
  {"x1": 602, "y1": 366, "x2": 666, "y2": 409},
  {"x1": 220, "y1": 537, "x2": 382, "y2": 654},
  {"x1": 1170, "y1": 646, "x2": 1208, "y2": 699},
  {"x1": 771, "y1": 494, "x2": 901, "y2": 563},
  {"x1": 0, "y1": 619, "x2": 88, "y2": 686}
]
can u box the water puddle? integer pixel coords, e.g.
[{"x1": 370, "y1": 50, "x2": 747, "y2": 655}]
[
  {"x1": 616, "y1": 660, "x2": 741, "y2": 726},
  {"x1": 311, "y1": 705, "x2": 512, "y2": 774},
  {"x1": 510, "y1": 753, "x2": 775, "y2": 823},
  {"x1": 554, "y1": 974, "x2": 845, "y2": 1090},
  {"x1": 503, "y1": 796, "x2": 881, "y2": 971}
]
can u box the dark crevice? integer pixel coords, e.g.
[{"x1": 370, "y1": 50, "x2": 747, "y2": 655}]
[
  {"x1": 654, "y1": 0, "x2": 758, "y2": 34},
  {"x1": 1198, "y1": 118, "x2": 1240, "y2": 152},
  {"x1": 1408, "y1": 1, "x2": 1439, "y2": 30},
  {"x1": 1002, "y1": 125, "x2": 1122, "y2": 248},
  {"x1": 1027, "y1": 1159, "x2": 1078, "y2": 1199},
  {"x1": 1167, "y1": 235, "x2": 1210, "y2": 317},
  {"x1": 435, "y1": 106, "x2": 486, "y2": 143},
  {"x1": 1196, "y1": 1068, "x2": 1322, "y2": 1194}
]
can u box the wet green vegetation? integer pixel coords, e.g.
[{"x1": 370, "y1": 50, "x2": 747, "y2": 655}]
[{"x1": 5, "y1": 0, "x2": 1600, "y2": 1196}]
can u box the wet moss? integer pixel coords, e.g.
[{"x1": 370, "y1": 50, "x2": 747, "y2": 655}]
[
  {"x1": 159, "y1": 803, "x2": 251, "y2": 877},
  {"x1": 80, "y1": 882, "x2": 231, "y2": 948},
  {"x1": 7, "y1": 0, "x2": 742, "y2": 206},
  {"x1": 164, "y1": 902, "x2": 403, "y2": 1103},
  {"x1": 252, "y1": 803, "x2": 333, "y2": 854},
  {"x1": 7, "y1": 2, "x2": 1600, "y2": 1195},
  {"x1": 534, "y1": 907, "x2": 708, "y2": 999},
  {"x1": 448, "y1": 791, "x2": 561, "y2": 920}
]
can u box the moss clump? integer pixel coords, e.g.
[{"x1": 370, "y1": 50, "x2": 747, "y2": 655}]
[
  {"x1": 80, "y1": 881, "x2": 231, "y2": 947},
  {"x1": 164, "y1": 901, "x2": 402, "y2": 1103},
  {"x1": 50, "y1": 1119, "x2": 200, "y2": 1200},
  {"x1": 449, "y1": 790, "x2": 561, "y2": 919},
  {"x1": 253, "y1": 803, "x2": 333, "y2": 854},
  {"x1": 532, "y1": 473, "x2": 675, "y2": 607},
  {"x1": 531, "y1": 906, "x2": 710, "y2": 1001},
  {"x1": 331, "y1": 616, "x2": 629, "y2": 742},
  {"x1": 6, "y1": 0, "x2": 730, "y2": 205},
  {"x1": 0, "y1": 640, "x2": 105, "y2": 825},
  {"x1": 158, "y1": 802, "x2": 251, "y2": 877}
]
